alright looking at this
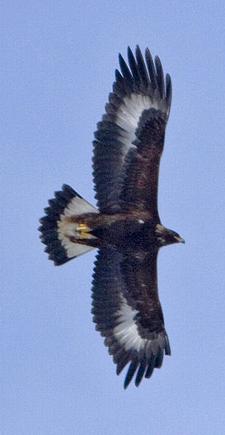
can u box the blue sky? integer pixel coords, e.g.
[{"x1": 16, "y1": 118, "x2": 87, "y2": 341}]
[{"x1": 1, "y1": 1, "x2": 225, "y2": 434}]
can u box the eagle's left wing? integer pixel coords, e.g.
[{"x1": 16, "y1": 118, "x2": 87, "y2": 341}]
[
  {"x1": 93, "y1": 46, "x2": 172, "y2": 216},
  {"x1": 92, "y1": 248, "x2": 170, "y2": 388}
]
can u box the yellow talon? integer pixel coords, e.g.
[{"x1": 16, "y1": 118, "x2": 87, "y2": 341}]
[{"x1": 78, "y1": 223, "x2": 90, "y2": 239}]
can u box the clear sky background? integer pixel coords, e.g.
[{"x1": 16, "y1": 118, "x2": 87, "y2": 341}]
[{"x1": 1, "y1": 1, "x2": 225, "y2": 434}]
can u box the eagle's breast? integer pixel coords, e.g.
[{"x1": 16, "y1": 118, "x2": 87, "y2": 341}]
[{"x1": 92, "y1": 216, "x2": 156, "y2": 250}]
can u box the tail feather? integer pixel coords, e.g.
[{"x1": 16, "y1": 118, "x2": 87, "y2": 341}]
[{"x1": 39, "y1": 184, "x2": 98, "y2": 265}]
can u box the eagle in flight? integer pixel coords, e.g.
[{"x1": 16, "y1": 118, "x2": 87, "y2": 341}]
[{"x1": 39, "y1": 46, "x2": 184, "y2": 388}]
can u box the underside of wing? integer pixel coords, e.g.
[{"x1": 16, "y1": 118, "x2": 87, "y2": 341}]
[
  {"x1": 92, "y1": 248, "x2": 171, "y2": 388},
  {"x1": 93, "y1": 46, "x2": 172, "y2": 214}
]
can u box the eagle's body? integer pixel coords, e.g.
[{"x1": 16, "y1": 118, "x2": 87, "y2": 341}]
[
  {"x1": 62, "y1": 211, "x2": 181, "y2": 252},
  {"x1": 91, "y1": 213, "x2": 156, "y2": 251},
  {"x1": 39, "y1": 46, "x2": 184, "y2": 388}
]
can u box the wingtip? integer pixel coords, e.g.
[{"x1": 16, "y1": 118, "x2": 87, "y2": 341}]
[
  {"x1": 123, "y1": 360, "x2": 138, "y2": 389},
  {"x1": 127, "y1": 45, "x2": 132, "y2": 55},
  {"x1": 135, "y1": 44, "x2": 141, "y2": 55},
  {"x1": 118, "y1": 52, "x2": 123, "y2": 64}
]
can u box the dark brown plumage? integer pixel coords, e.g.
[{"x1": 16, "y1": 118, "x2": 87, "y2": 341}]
[{"x1": 39, "y1": 46, "x2": 184, "y2": 388}]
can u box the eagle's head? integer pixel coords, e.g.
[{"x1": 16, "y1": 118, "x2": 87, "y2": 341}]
[{"x1": 155, "y1": 224, "x2": 185, "y2": 247}]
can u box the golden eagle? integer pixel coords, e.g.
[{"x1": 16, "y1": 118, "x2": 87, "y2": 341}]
[{"x1": 39, "y1": 46, "x2": 184, "y2": 388}]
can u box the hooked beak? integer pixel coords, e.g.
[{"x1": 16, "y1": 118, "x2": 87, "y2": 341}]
[{"x1": 175, "y1": 236, "x2": 185, "y2": 244}]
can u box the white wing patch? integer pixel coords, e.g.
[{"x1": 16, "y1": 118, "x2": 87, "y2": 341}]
[
  {"x1": 116, "y1": 93, "x2": 164, "y2": 156},
  {"x1": 114, "y1": 295, "x2": 148, "y2": 352}
]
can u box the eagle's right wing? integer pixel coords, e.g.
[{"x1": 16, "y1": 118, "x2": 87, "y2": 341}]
[{"x1": 92, "y1": 248, "x2": 170, "y2": 388}]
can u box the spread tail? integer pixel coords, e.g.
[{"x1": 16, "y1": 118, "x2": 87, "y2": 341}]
[{"x1": 39, "y1": 184, "x2": 98, "y2": 265}]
